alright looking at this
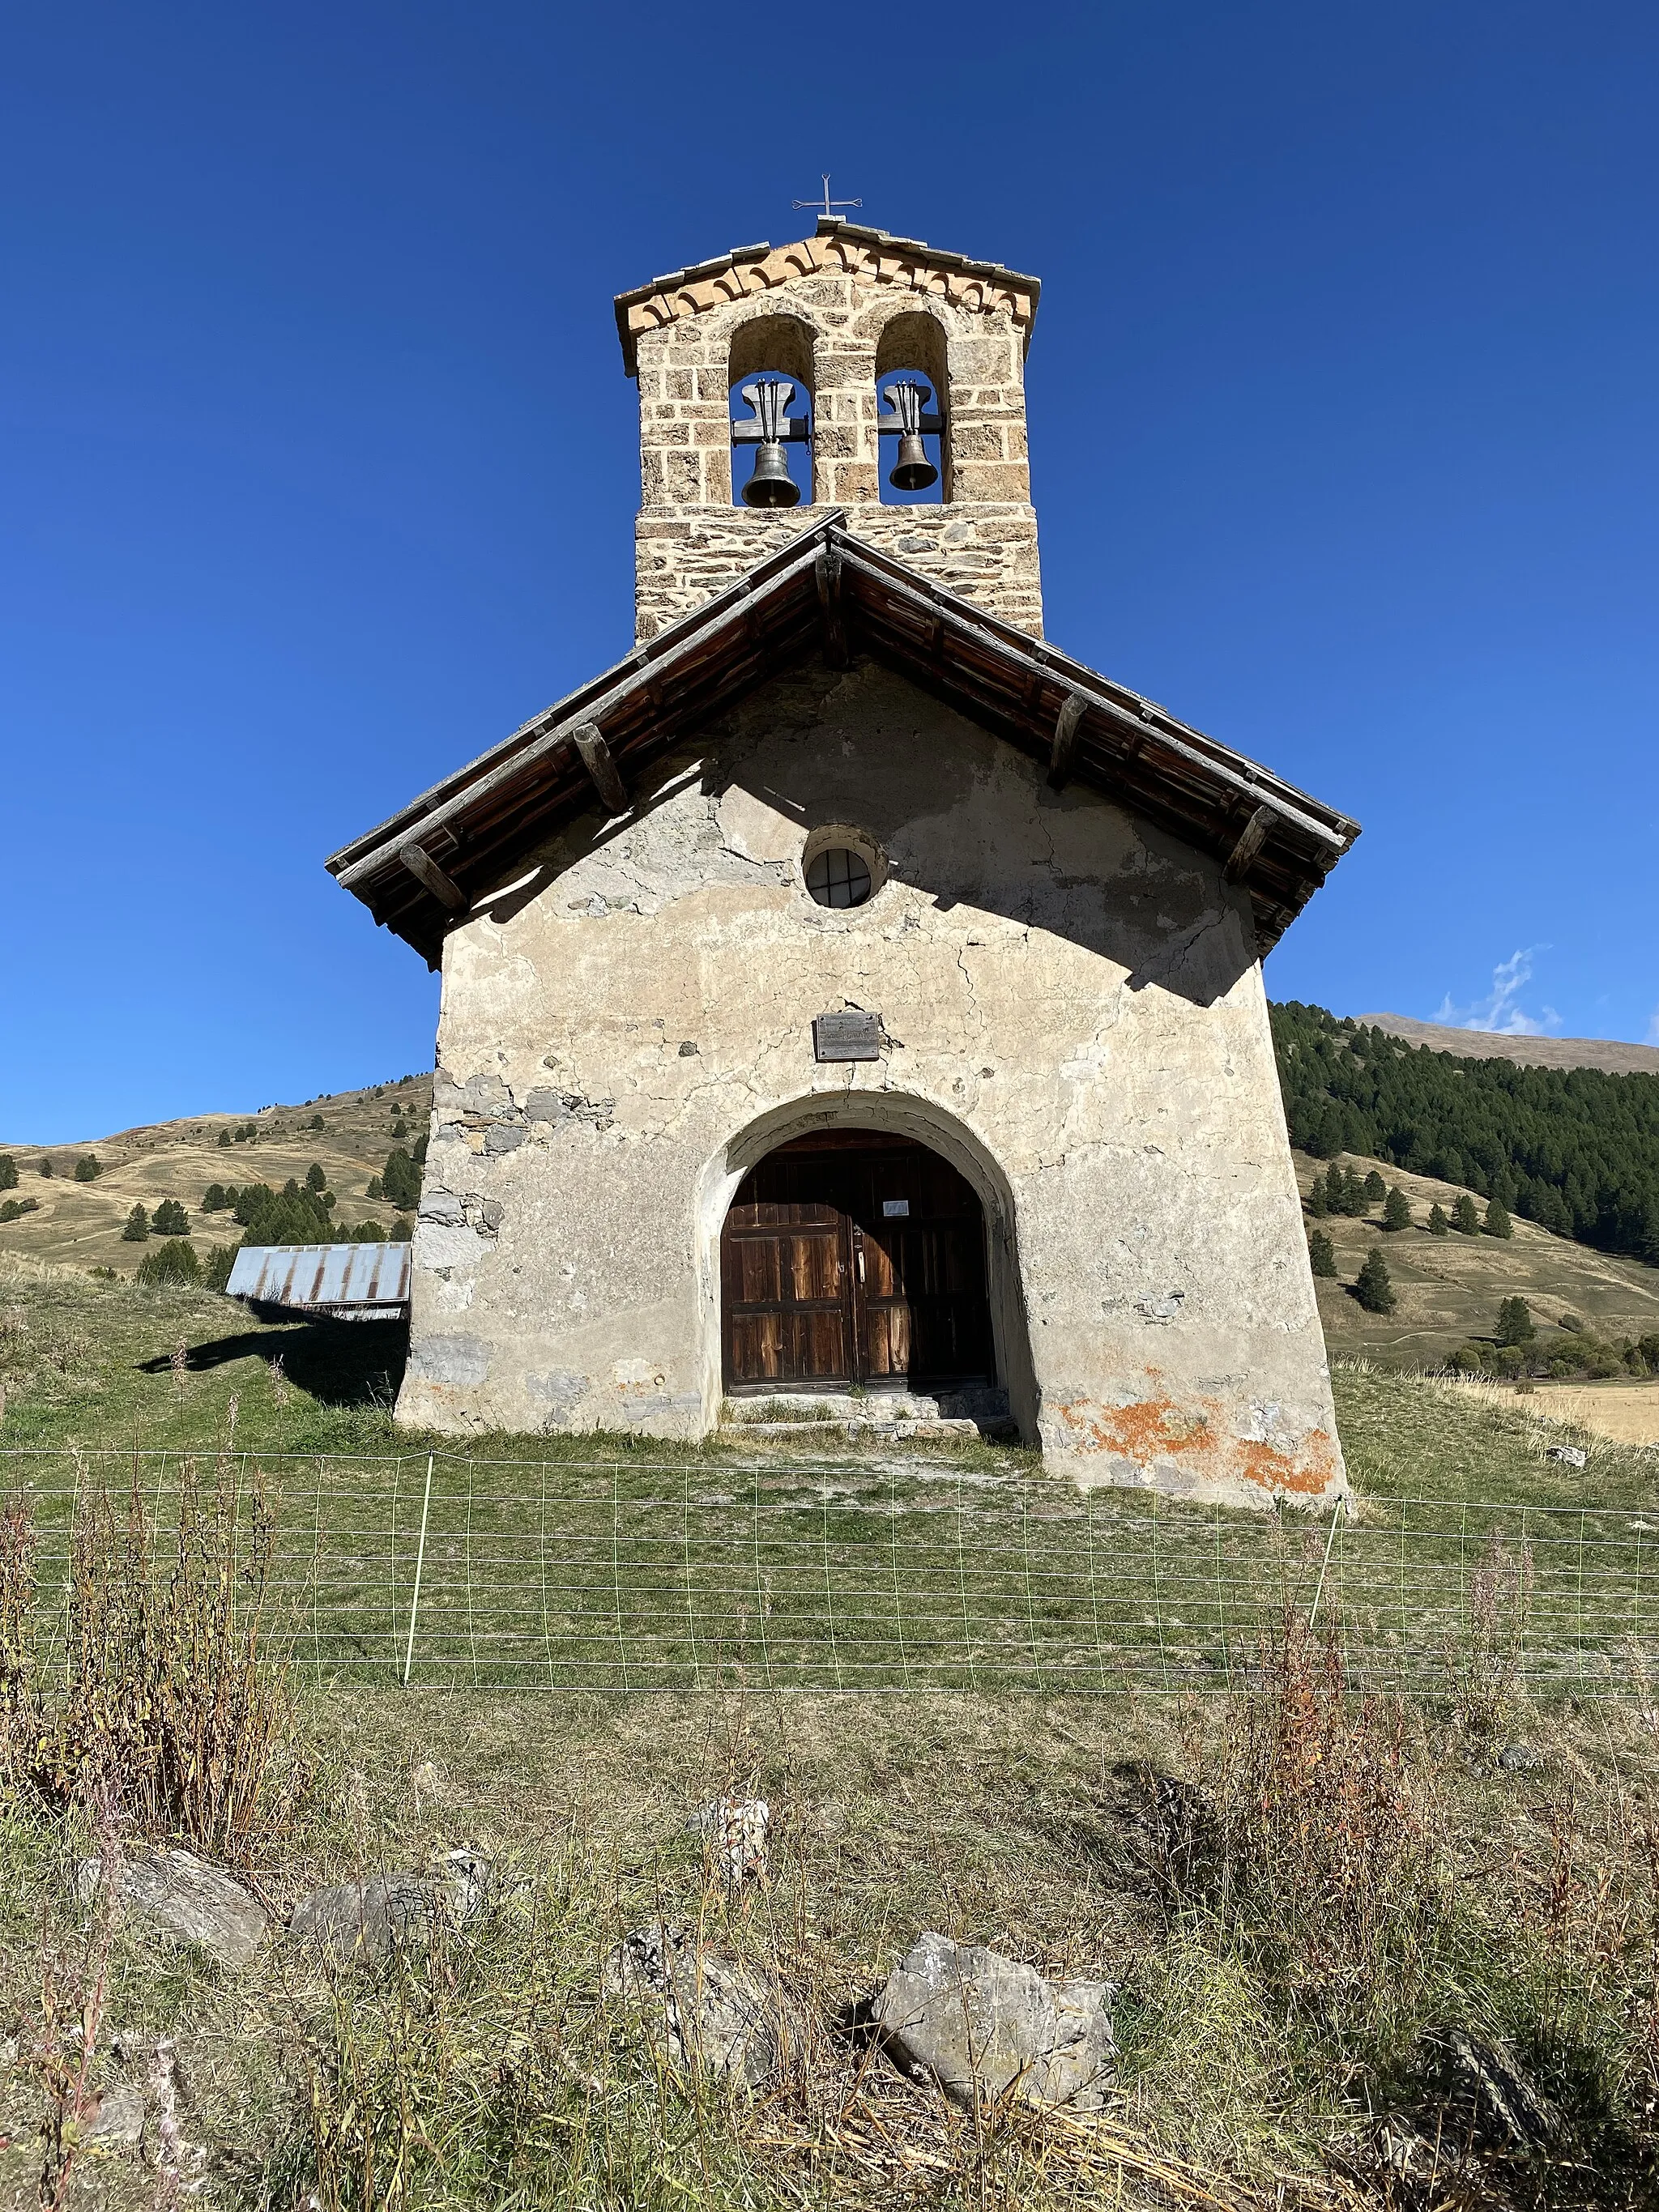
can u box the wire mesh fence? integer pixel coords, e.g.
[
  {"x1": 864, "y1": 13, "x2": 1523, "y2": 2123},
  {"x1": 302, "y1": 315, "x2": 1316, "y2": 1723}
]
[{"x1": 2, "y1": 1447, "x2": 1654, "y2": 1694}]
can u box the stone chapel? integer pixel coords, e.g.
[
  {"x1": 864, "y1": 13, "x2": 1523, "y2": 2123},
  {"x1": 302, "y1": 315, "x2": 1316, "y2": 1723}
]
[{"x1": 328, "y1": 218, "x2": 1361, "y2": 1507}]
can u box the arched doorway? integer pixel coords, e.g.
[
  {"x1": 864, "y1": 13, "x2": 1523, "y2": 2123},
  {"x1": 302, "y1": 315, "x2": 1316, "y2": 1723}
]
[{"x1": 721, "y1": 1130, "x2": 995, "y2": 1393}]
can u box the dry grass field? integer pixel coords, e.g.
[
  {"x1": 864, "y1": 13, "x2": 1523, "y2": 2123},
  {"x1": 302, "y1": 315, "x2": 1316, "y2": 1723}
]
[
  {"x1": 0, "y1": 1076, "x2": 432, "y2": 1274},
  {"x1": 1295, "y1": 1150, "x2": 1659, "y2": 1370}
]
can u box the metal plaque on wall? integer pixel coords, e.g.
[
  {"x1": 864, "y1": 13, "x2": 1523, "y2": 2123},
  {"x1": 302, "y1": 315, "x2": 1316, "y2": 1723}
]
[{"x1": 812, "y1": 1011, "x2": 883, "y2": 1062}]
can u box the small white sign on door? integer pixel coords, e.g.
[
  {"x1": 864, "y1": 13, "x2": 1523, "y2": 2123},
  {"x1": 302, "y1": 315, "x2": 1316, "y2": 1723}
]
[{"x1": 882, "y1": 1199, "x2": 910, "y2": 1217}]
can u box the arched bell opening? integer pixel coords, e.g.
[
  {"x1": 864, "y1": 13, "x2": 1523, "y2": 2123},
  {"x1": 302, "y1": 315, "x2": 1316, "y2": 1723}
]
[
  {"x1": 728, "y1": 313, "x2": 817, "y2": 508},
  {"x1": 875, "y1": 311, "x2": 949, "y2": 506}
]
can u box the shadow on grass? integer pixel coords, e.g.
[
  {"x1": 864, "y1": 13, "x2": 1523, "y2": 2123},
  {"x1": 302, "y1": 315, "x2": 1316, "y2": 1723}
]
[{"x1": 139, "y1": 1315, "x2": 408, "y2": 1407}]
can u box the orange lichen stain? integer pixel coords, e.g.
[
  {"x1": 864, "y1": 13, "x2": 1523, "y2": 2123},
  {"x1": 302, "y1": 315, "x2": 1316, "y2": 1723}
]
[{"x1": 1054, "y1": 1375, "x2": 1340, "y2": 1500}]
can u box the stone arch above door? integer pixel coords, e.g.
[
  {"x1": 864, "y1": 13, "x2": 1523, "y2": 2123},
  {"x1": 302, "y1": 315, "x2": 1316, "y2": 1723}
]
[{"x1": 694, "y1": 1090, "x2": 1038, "y2": 1441}]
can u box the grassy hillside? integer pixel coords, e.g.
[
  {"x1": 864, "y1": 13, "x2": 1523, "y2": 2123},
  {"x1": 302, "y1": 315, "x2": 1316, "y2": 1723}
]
[
  {"x1": 1294, "y1": 1148, "x2": 1659, "y2": 1379},
  {"x1": 1362, "y1": 1009, "x2": 1659, "y2": 1077},
  {"x1": 1274, "y1": 1000, "x2": 1659, "y2": 1267},
  {"x1": 0, "y1": 1073, "x2": 432, "y2": 1276}
]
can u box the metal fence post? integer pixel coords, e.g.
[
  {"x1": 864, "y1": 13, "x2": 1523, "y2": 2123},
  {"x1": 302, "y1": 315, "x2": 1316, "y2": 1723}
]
[
  {"x1": 401, "y1": 1452, "x2": 435, "y2": 1686},
  {"x1": 1307, "y1": 1494, "x2": 1346, "y2": 1629}
]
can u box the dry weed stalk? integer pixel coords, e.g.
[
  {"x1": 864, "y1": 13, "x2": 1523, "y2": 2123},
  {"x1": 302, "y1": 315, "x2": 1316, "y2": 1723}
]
[
  {"x1": 1, "y1": 1451, "x2": 301, "y2": 1861},
  {"x1": 169, "y1": 1337, "x2": 190, "y2": 1410},
  {"x1": 1454, "y1": 1528, "x2": 1535, "y2": 1735},
  {"x1": 34, "y1": 1785, "x2": 121, "y2": 2212},
  {"x1": 1208, "y1": 1608, "x2": 1443, "y2": 1986}
]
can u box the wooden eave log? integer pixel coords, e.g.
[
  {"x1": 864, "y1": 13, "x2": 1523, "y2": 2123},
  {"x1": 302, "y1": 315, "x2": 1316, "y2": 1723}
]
[
  {"x1": 349, "y1": 589, "x2": 825, "y2": 939},
  {"x1": 332, "y1": 533, "x2": 833, "y2": 893}
]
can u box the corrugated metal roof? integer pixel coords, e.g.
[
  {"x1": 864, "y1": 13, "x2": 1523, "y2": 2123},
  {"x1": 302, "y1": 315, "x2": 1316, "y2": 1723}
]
[{"x1": 227, "y1": 1243, "x2": 411, "y2": 1313}]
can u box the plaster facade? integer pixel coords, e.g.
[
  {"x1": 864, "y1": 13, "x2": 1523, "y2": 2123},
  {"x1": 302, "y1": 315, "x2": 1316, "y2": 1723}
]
[
  {"x1": 628, "y1": 226, "x2": 1043, "y2": 639},
  {"x1": 399, "y1": 662, "x2": 1346, "y2": 1510}
]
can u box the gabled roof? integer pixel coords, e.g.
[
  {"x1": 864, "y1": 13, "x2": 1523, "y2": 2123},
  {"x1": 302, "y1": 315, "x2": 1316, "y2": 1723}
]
[
  {"x1": 614, "y1": 217, "x2": 1041, "y2": 377},
  {"x1": 326, "y1": 514, "x2": 1359, "y2": 968}
]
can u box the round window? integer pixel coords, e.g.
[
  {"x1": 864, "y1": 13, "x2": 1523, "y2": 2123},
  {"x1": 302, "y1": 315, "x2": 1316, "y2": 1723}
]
[{"x1": 804, "y1": 846, "x2": 872, "y2": 910}]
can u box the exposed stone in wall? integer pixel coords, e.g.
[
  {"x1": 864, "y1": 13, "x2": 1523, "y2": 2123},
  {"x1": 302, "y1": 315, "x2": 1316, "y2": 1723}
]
[
  {"x1": 629, "y1": 249, "x2": 1043, "y2": 638},
  {"x1": 396, "y1": 661, "x2": 1345, "y2": 1509},
  {"x1": 634, "y1": 503, "x2": 1043, "y2": 642}
]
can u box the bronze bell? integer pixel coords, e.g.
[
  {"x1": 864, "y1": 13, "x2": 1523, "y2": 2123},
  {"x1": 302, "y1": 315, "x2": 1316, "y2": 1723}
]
[
  {"x1": 886, "y1": 377, "x2": 939, "y2": 492},
  {"x1": 744, "y1": 441, "x2": 800, "y2": 508},
  {"x1": 739, "y1": 377, "x2": 803, "y2": 509}
]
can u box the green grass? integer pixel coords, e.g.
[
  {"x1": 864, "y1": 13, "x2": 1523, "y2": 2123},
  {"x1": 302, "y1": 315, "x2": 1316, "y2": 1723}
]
[{"x1": 4, "y1": 1261, "x2": 1658, "y2": 1698}]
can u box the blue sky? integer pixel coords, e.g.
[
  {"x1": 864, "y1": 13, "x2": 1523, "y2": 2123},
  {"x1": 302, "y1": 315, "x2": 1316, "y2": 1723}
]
[{"x1": 3, "y1": 2, "x2": 1656, "y2": 1140}]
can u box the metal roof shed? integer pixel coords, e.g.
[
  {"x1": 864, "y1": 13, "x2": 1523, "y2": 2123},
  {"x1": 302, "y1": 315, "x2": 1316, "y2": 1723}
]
[{"x1": 226, "y1": 1243, "x2": 412, "y2": 1320}]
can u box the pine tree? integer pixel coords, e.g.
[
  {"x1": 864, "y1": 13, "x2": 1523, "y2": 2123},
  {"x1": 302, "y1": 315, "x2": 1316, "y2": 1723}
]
[
  {"x1": 1306, "y1": 1176, "x2": 1329, "y2": 1217},
  {"x1": 151, "y1": 1199, "x2": 190, "y2": 1237},
  {"x1": 203, "y1": 1244, "x2": 237, "y2": 1292},
  {"x1": 1452, "y1": 1193, "x2": 1480, "y2": 1235},
  {"x1": 218, "y1": 1129, "x2": 232, "y2": 1148},
  {"x1": 1363, "y1": 1169, "x2": 1387, "y2": 1203},
  {"x1": 1341, "y1": 1167, "x2": 1369, "y2": 1215},
  {"x1": 0, "y1": 1157, "x2": 16, "y2": 1192},
  {"x1": 1483, "y1": 1198, "x2": 1513, "y2": 1239},
  {"x1": 1308, "y1": 1228, "x2": 1337, "y2": 1277},
  {"x1": 305, "y1": 1163, "x2": 327, "y2": 1193},
  {"x1": 1427, "y1": 1202, "x2": 1449, "y2": 1236},
  {"x1": 73, "y1": 1156, "x2": 102, "y2": 1183},
  {"x1": 37, "y1": 1159, "x2": 53, "y2": 1178},
  {"x1": 365, "y1": 1176, "x2": 383, "y2": 1201},
  {"x1": 122, "y1": 1204, "x2": 150, "y2": 1243},
  {"x1": 1354, "y1": 1248, "x2": 1396, "y2": 1313},
  {"x1": 309, "y1": 1115, "x2": 326, "y2": 1131},
  {"x1": 1496, "y1": 1296, "x2": 1535, "y2": 1345},
  {"x1": 390, "y1": 1216, "x2": 414, "y2": 1241},
  {"x1": 203, "y1": 1183, "x2": 228, "y2": 1212},
  {"x1": 1323, "y1": 1164, "x2": 1346, "y2": 1213},
  {"x1": 381, "y1": 1148, "x2": 422, "y2": 1210},
  {"x1": 137, "y1": 1238, "x2": 199, "y2": 1285},
  {"x1": 1382, "y1": 1186, "x2": 1412, "y2": 1230}
]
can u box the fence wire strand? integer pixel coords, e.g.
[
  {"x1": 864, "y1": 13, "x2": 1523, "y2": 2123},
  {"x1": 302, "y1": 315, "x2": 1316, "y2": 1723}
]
[{"x1": 2, "y1": 1447, "x2": 1654, "y2": 1694}]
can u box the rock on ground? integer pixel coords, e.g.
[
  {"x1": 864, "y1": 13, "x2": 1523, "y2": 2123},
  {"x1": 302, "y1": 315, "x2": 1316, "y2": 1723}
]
[
  {"x1": 691, "y1": 1796, "x2": 770, "y2": 1888},
  {"x1": 81, "y1": 1847, "x2": 267, "y2": 1971},
  {"x1": 603, "y1": 1920, "x2": 795, "y2": 2087},
  {"x1": 83, "y1": 2082, "x2": 145, "y2": 2150},
  {"x1": 289, "y1": 1849, "x2": 490, "y2": 1966},
  {"x1": 872, "y1": 1932, "x2": 1115, "y2": 2111},
  {"x1": 289, "y1": 1849, "x2": 486, "y2": 1973}
]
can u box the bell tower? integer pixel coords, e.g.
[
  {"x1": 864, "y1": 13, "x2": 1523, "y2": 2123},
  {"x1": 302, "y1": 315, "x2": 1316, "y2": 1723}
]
[{"x1": 616, "y1": 218, "x2": 1045, "y2": 641}]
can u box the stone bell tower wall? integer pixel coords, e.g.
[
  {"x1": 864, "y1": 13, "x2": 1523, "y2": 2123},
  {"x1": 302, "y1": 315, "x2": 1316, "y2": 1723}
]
[{"x1": 620, "y1": 226, "x2": 1045, "y2": 641}]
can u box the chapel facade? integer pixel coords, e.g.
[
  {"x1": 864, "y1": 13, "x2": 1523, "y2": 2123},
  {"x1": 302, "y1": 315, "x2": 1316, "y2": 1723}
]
[{"x1": 329, "y1": 219, "x2": 1361, "y2": 1508}]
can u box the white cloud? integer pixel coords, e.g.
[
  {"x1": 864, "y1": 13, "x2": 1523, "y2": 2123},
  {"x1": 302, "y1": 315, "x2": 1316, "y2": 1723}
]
[{"x1": 1433, "y1": 948, "x2": 1562, "y2": 1037}]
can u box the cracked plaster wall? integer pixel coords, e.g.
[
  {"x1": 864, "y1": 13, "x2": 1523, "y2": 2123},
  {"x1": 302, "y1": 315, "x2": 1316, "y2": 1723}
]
[{"x1": 398, "y1": 662, "x2": 1345, "y2": 1510}]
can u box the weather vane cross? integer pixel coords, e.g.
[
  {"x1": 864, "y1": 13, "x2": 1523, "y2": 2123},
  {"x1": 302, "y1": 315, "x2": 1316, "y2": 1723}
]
[{"x1": 793, "y1": 173, "x2": 861, "y2": 221}]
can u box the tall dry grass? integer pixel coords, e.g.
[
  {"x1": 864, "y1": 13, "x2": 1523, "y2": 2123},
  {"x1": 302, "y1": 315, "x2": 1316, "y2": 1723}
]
[{"x1": 0, "y1": 1443, "x2": 304, "y2": 1859}]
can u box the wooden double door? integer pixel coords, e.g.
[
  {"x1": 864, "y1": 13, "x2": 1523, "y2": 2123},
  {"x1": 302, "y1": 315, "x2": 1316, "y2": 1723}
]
[{"x1": 722, "y1": 1132, "x2": 994, "y2": 1392}]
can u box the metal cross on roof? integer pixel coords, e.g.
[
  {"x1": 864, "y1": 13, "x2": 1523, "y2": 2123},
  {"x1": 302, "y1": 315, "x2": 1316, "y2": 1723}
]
[{"x1": 792, "y1": 173, "x2": 861, "y2": 220}]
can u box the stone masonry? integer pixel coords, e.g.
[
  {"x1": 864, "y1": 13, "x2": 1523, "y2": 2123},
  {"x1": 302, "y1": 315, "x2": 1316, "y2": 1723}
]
[{"x1": 621, "y1": 223, "x2": 1044, "y2": 640}]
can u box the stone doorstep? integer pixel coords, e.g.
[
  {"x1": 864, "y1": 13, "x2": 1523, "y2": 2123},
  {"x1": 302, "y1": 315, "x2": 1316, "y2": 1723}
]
[
  {"x1": 722, "y1": 1416, "x2": 983, "y2": 1443},
  {"x1": 720, "y1": 1387, "x2": 1016, "y2": 1443}
]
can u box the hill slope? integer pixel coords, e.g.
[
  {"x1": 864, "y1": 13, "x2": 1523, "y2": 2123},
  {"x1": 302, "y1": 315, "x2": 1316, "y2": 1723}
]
[
  {"x1": 1293, "y1": 1149, "x2": 1659, "y2": 1375},
  {"x1": 0, "y1": 1074, "x2": 432, "y2": 1275},
  {"x1": 1362, "y1": 1012, "x2": 1659, "y2": 1077},
  {"x1": 1273, "y1": 1001, "x2": 1659, "y2": 1267}
]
